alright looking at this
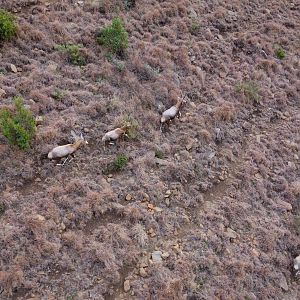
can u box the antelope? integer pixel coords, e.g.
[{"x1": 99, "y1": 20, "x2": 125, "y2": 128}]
[
  {"x1": 48, "y1": 131, "x2": 88, "y2": 164},
  {"x1": 160, "y1": 97, "x2": 185, "y2": 130},
  {"x1": 102, "y1": 124, "x2": 130, "y2": 143}
]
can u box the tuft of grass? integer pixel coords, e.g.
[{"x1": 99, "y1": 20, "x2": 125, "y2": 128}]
[
  {"x1": 236, "y1": 81, "x2": 260, "y2": 104},
  {"x1": 97, "y1": 17, "x2": 128, "y2": 55},
  {"x1": 55, "y1": 44, "x2": 86, "y2": 66},
  {"x1": 0, "y1": 96, "x2": 36, "y2": 150},
  {"x1": 113, "y1": 154, "x2": 128, "y2": 171},
  {"x1": 189, "y1": 21, "x2": 201, "y2": 35},
  {"x1": 117, "y1": 114, "x2": 139, "y2": 139},
  {"x1": 0, "y1": 202, "x2": 5, "y2": 216},
  {"x1": 295, "y1": 214, "x2": 300, "y2": 234},
  {"x1": 155, "y1": 150, "x2": 164, "y2": 159},
  {"x1": 275, "y1": 45, "x2": 285, "y2": 60},
  {"x1": 51, "y1": 89, "x2": 66, "y2": 101},
  {"x1": 0, "y1": 9, "x2": 17, "y2": 41}
]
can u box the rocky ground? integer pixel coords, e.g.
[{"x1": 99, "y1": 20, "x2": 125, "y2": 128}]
[{"x1": 0, "y1": 0, "x2": 300, "y2": 299}]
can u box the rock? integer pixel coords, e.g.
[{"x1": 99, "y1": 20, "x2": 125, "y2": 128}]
[
  {"x1": 108, "y1": 174, "x2": 113, "y2": 178},
  {"x1": 0, "y1": 88, "x2": 6, "y2": 98},
  {"x1": 83, "y1": 127, "x2": 90, "y2": 133},
  {"x1": 35, "y1": 116, "x2": 44, "y2": 125},
  {"x1": 123, "y1": 280, "x2": 130, "y2": 292},
  {"x1": 186, "y1": 139, "x2": 195, "y2": 151},
  {"x1": 277, "y1": 200, "x2": 292, "y2": 211},
  {"x1": 151, "y1": 251, "x2": 162, "y2": 263},
  {"x1": 188, "y1": 7, "x2": 198, "y2": 18},
  {"x1": 34, "y1": 214, "x2": 45, "y2": 222},
  {"x1": 10, "y1": 64, "x2": 18, "y2": 73},
  {"x1": 165, "y1": 198, "x2": 170, "y2": 206},
  {"x1": 294, "y1": 255, "x2": 300, "y2": 271},
  {"x1": 125, "y1": 194, "x2": 133, "y2": 201},
  {"x1": 165, "y1": 190, "x2": 171, "y2": 195},
  {"x1": 153, "y1": 207, "x2": 163, "y2": 212},
  {"x1": 60, "y1": 222, "x2": 66, "y2": 231},
  {"x1": 225, "y1": 227, "x2": 238, "y2": 239},
  {"x1": 139, "y1": 267, "x2": 147, "y2": 277},
  {"x1": 161, "y1": 252, "x2": 170, "y2": 259},
  {"x1": 147, "y1": 203, "x2": 154, "y2": 209},
  {"x1": 35, "y1": 177, "x2": 42, "y2": 182},
  {"x1": 155, "y1": 158, "x2": 169, "y2": 166},
  {"x1": 278, "y1": 273, "x2": 288, "y2": 291}
]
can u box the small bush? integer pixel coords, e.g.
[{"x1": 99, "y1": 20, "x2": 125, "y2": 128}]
[
  {"x1": 189, "y1": 21, "x2": 201, "y2": 35},
  {"x1": 0, "y1": 202, "x2": 5, "y2": 216},
  {"x1": 0, "y1": 97, "x2": 36, "y2": 150},
  {"x1": 97, "y1": 17, "x2": 128, "y2": 55},
  {"x1": 51, "y1": 89, "x2": 66, "y2": 101},
  {"x1": 236, "y1": 81, "x2": 260, "y2": 104},
  {"x1": 0, "y1": 9, "x2": 17, "y2": 41},
  {"x1": 116, "y1": 114, "x2": 139, "y2": 139},
  {"x1": 55, "y1": 44, "x2": 86, "y2": 66},
  {"x1": 113, "y1": 154, "x2": 128, "y2": 171},
  {"x1": 155, "y1": 150, "x2": 164, "y2": 159},
  {"x1": 275, "y1": 46, "x2": 285, "y2": 60}
]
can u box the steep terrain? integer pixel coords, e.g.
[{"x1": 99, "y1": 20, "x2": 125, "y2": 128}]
[{"x1": 0, "y1": 0, "x2": 300, "y2": 299}]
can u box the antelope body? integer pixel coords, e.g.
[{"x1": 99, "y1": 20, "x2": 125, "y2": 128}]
[
  {"x1": 102, "y1": 125, "x2": 129, "y2": 142},
  {"x1": 48, "y1": 131, "x2": 88, "y2": 159},
  {"x1": 161, "y1": 99, "x2": 183, "y2": 123}
]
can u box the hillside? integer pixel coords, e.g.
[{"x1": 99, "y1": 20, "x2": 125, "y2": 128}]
[{"x1": 0, "y1": 0, "x2": 300, "y2": 299}]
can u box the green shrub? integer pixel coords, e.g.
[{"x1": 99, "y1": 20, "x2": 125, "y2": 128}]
[
  {"x1": 0, "y1": 97, "x2": 36, "y2": 150},
  {"x1": 236, "y1": 81, "x2": 260, "y2": 104},
  {"x1": 189, "y1": 21, "x2": 201, "y2": 35},
  {"x1": 116, "y1": 114, "x2": 139, "y2": 139},
  {"x1": 275, "y1": 46, "x2": 285, "y2": 60},
  {"x1": 155, "y1": 150, "x2": 164, "y2": 159},
  {"x1": 97, "y1": 17, "x2": 128, "y2": 55},
  {"x1": 0, "y1": 202, "x2": 5, "y2": 216},
  {"x1": 113, "y1": 154, "x2": 128, "y2": 171},
  {"x1": 55, "y1": 44, "x2": 86, "y2": 66},
  {"x1": 0, "y1": 9, "x2": 17, "y2": 41},
  {"x1": 51, "y1": 89, "x2": 66, "y2": 101}
]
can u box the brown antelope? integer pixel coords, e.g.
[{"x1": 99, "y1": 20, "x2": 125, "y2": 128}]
[
  {"x1": 48, "y1": 131, "x2": 88, "y2": 164},
  {"x1": 102, "y1": 124, "x2": 130, "y2": 143}
]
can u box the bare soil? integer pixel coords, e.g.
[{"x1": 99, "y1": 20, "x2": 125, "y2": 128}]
[{"x1": 0, "y1": 0, "x2": 300, "y2": 299}]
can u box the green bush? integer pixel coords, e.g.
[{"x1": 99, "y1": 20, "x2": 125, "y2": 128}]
[
  {"x1": 155, "y1": 150, "x2": 164, "y2": 159},
  {"x1": 55, "y1": 44, "x2": 86, "y2": 66},
  {"x1": 0, "y1": 97, "x2": 36, "y2": 150},
  {"x1": 236, "y1": 81, "x2": 260, "y2": 104},
  {"x1": 113, "y1": 154, "x2": 128, "y2": 171},
  {"x1": 0, "y1": 9, "x2": 17, "y2": 41},
  {"x1": 275, "y1": 46, "x2": 285, "y2": 60},
  {"x1": 97, "y1": 17, "x2": 128, "y2": 55}
]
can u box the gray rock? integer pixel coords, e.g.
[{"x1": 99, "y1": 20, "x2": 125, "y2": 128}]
[
  {"x1": 10, "y1": 64, "x2": 17, "y2": 73},
  {"x1": 151, "y1": 251, "x2": 163, "y2": 263}
]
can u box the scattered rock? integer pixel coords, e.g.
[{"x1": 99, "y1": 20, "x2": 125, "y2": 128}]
[
  {"x1": 108, "y1": 174, "x2": 113, "y2": 178},
  {"x1": 224, "y1": 227, "x2": 238, "y2": 239},
  {"x1": 161, "y1": 252, "x2": 170, "y2": 259},
  {"x1": 186, "y1": 139, "x2": 195, "y2": 151},
  {"x1": 10, "y1": 64, "x2": 18, "y2": 73},
  {"x1": 83, "y1": 127, "x2": 90, "y2": 133},
  {"x1": 294, "y1": 255, "x2": 300, "y2": 271},
  {"x1": 165, "y1": 190, "x2": 171, "y2": 195},
  {"x1": 151, "y1": 251, "x2": 162, "y2": 263},
  {"x1": 147, "y1": 203, "x2": 154, "y2": 209},
  {"x1": 125, "y1": 194, "x2": 133, "y2": 201},
  {"x1": 34, "y1": 214, "x2": 45, "y2": 222},
  {"x1": 165, "y1": 198, "x2": 170, "y2": 206},
  {"x1": 123, "y1": 280, "x2": 130, "y2": 292},
  {"x1": 139, "y1": 267, "x2": 147, "y2": 277},
  {"x1": 0, "y1": 88, "x2": 6, "y2": 98},
  {"x1": 277, "y1": 200, "x2": 292, "y2": 211},
  {"x1": 60, "y1": 222, "x2": 66, "y2": 231},
  {"x1": 278, "y1": 273, "x2": 288, "y2": 291},
  {"x1": 153, "y1": 207, "x2": 163, "y2": 212}
]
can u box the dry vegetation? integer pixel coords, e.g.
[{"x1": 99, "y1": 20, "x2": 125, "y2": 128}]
[{"x1": 0, "y1": 0, "x2": 300, "y2": 299}]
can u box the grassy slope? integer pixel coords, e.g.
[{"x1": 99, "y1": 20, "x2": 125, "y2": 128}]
[{"x1": 0, "y1": 0, "x2": 300, "y2": 299}]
